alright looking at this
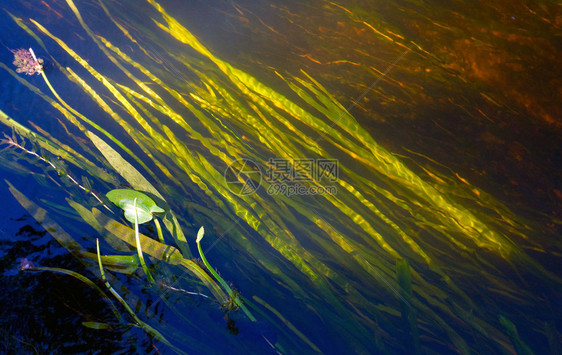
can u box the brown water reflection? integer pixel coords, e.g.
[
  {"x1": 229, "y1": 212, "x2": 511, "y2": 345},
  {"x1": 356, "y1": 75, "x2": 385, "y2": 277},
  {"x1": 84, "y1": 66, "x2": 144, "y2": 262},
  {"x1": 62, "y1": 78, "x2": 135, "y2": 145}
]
[
  {"x1": 191, "y1": 0, "x2": 562, "y2": 351},
  {"x1": 208, "y1": 0, "x2": 561, "y2": 225}
]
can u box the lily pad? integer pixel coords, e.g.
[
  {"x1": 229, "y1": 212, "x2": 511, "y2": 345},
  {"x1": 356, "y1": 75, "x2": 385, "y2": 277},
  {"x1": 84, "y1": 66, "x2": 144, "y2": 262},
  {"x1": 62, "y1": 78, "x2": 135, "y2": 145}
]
[{"x1": 106, "y1": 189, "x2": 164, "y2": 224}]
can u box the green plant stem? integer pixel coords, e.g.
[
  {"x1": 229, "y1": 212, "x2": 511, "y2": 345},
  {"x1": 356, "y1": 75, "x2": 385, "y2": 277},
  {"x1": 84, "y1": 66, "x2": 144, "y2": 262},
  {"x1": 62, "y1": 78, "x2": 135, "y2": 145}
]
[
  {"x1": 97, "y1": 239, "x2": 139, "y2": 321},
  {"x1": 134, "y1": 198, "x2": 155, "y2": 283},
  {"x1": 96, "y1": 239, "x2": 181, "y2": 353},
  {"x1": 154, "y1": 218, "x2": 164, "y2": 243},
  {"x1": 28, "y1": 44, "x2": 152, "y2": 175},
  {"x1": 196, "y1": 234, "x2": 256, "y2": 322},
  {"x1": 178, "y1": 258, "x2": 227, "y2": 301}
]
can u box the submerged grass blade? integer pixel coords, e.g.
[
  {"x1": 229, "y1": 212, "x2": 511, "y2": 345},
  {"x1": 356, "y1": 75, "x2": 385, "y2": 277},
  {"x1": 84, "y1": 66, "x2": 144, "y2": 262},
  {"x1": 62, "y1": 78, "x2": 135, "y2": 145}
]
[
  {"x1": 82, "y1": 321, "x2": 111, "y2": 330},
  {"x1": 154, "y1": 218, "x2": 164, "y2": 243},
  {"x1": 0, "y1": 103, "x2": 112, "y2": 184},
  {"x1": 252, "y1": 295, "x2": 321, "y2": 353},
  {"x1": 80, "y1": 252, "x2": 139, "y2": 275},
  {"x1": 87, "y1": 131, "x2": 160, "y2": 197},
  {"x1": 7, "y1": 180, "x2": 83, "y2": 256},
  {"x1": 396, "y1": 259, "x2": 421, "y2": 355},
  {"x1": 133, "y1": 197, "x2": 155, "y2": 283},
  {"x1": 499, "y1": 315, "x2": 534, "y2": 355}
]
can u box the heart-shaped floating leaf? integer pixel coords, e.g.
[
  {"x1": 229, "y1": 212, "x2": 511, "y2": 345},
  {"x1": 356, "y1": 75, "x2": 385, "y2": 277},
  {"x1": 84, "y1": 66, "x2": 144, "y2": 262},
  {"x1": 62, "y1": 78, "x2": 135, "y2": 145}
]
[{"x1": 106, "y1": 189, "x2": 165, "y2": 224}]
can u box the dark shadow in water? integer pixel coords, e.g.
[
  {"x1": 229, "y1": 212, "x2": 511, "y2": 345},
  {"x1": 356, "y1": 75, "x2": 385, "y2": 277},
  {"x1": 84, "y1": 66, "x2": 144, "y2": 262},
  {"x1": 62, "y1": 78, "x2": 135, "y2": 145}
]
[{"x1": 0, "y1": 213, "x2": 156, "y2": 354}]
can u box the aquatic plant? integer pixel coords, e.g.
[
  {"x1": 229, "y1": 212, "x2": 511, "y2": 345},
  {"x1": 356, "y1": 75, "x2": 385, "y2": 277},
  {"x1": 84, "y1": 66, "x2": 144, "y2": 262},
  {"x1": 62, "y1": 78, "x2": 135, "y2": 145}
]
[
  {"x1": 0, "y1": 0, "x2": 559, "y2": 353},
  {"x1": 0, "y1": 130, "x2": 110, "y2": 210},
  {"x1": 106, "y1": 189, "x2": 165, "y2": 282},
  {"x1": 106, "y1": 189, "x2": 165, "y2": 225},
  {"x1": 94, "y1": 238, "x2": 184, "y2": 353},
  {"x1": 12, "y1": 48, "x2": 43, "y2": 76},
  {"x1": 196, "y1": 226, "x2": 256, "y2": 321}
]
